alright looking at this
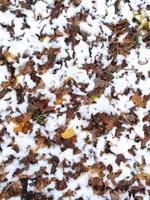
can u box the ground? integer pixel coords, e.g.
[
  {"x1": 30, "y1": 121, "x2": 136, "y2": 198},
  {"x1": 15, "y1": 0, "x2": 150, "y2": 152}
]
[{"x1": 0, "y1": 0, "x2": 150, "y2": 200}]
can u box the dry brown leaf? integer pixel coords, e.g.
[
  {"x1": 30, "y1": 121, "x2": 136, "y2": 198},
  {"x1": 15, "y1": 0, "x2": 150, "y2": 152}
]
[
  {"x1": 35, "y1": 178, "x2": 49, "y2": 191},
  {"x1": 137, "y1": 172, "x2": 150, "y2": 180},
  {"x1": 55, "y1": 29, "x2": 64, "y2": 36},
  {"x1": 100, "y1": 114, "x2": 115, "y2": 131},
  {"x1": 132, "y1": 93, "x2": 146, "y2": 107},
  {"x1": 3, "y1": 50, "x2": 16, "y2": 62}
]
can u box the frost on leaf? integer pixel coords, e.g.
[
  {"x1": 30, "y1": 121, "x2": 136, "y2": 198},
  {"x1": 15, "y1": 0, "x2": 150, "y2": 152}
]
[{"x1": 61, "y1": 128, "x2": 75, "y2": 139}]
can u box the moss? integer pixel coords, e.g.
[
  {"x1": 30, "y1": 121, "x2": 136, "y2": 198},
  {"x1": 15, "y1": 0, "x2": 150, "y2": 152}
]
[{"x1": 32, "y1": 113, "x2": 46, "y2": 125}]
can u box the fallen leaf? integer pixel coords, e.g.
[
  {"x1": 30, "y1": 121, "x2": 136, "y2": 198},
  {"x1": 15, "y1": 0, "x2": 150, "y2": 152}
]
[
  {"x1": 107, "y1": 95, "x2": 112, "y2": 102},
  {"x1": 89, "y1": 95, "x2": 98, "y2": 103},
  {"x1": 138, "y1": 59, "x2": 148, "y2": 65},
  {"x1": 16, "y1": 75, "x2": 24, "y2": 85},
  {"x1": 137, "y1": 172, "x2": 150, "y2": 180},
  {"x1": 20, "y1": 61, "x2": 34, "y2": 75},
  {"x1": 88, "y1": 92, "x2": 103, "y2": 103},
  {"x1": 3, "y1": 50, "x2": 16, "y2": 62},
  {"x1": 14, "y1": 122, "x2": 25, "y2": 133},
  {"x1": 55, "y1": 29, "x2": 64, "y2": 36},
  {"x1": 64, "y1": 77, "x2": 73, "y2": 83},
  {"x1": 100, "y1": 114, "x2": 115, "y2": 131},
  {"x1": 35, "y1": 178, "x2": 49, "y2": 191},
  {"x1": 88, "y1": 176, "x2": 106, "y2": 195},
  {"x1": 132, "y1": 93, "x2": 146, "y2": 107},
  {"x1": 13, "y1": 112, "x2": 32, "y2": 133},
  {"x1": 115, "y1": 154, "x2": 126, "y2": 165},
  {"x1": 61, "y1": 128, "x2": 75, "y2": 139},
  {"x1": 56, "y1": 97, "x2": 63, "y2": 105}
]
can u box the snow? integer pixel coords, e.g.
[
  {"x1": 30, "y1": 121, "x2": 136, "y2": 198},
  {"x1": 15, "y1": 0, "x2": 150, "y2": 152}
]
[
  {"x1": 0, "y1": 65, "x2": 9, "y2": 85},
  {"x1": 0, "y1": 0, "x2": 150, "y2": 199}
]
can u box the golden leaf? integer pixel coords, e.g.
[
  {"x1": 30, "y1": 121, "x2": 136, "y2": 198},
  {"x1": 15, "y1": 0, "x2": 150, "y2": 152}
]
[
  {"x1": 137, "y1": 172, "x2": 150, "y2": 180},
  {"x1": 13, "y1": 112, "x2": 32, "y2": 133},
  {"x1": 56, "y1": 97, "x2": 63, "y2": 105},
  {"x1": 14, "y1": 122, "x2": 25, "y2": 133},
  {"x1": 64, "y1": 77, "x2": 73, "y2": 83},
  {"x1": 61, "y1": 128, "x2": 75, "y2": 139},
  {"x1": 107, "y1": 95, "x2": 112, "y2": 102}
]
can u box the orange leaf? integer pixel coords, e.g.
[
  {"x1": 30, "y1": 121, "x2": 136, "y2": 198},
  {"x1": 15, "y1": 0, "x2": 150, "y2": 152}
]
[
  {"x1": 56, "y1": 97, "x2": 63, "y2": 105},
  {"x1": 14, "y1": 122, "x2": 25, "y2": 133},
  {"x1": 13, "y1": 112, "x2": 32, "y2": 133},
  {"x1": 61, "y1": 128, "x2": 75, "y2": 139},
  {"x1": 132, "y1": 93, "x2": 146, "y2": 107}
]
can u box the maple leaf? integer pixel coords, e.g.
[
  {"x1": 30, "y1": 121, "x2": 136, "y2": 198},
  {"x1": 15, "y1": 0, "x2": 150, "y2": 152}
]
[{"x1": 61, "y1": 128, "x2": 75, "y2": 139}]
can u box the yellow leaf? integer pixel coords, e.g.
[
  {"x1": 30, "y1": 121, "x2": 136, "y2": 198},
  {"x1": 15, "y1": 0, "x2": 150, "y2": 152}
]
[
  {"x1": 61, "y1": 128, "x2": 75, "y2": 139},
  {"x1": 16, "y1": 74, "x2": 24, "y2": 84},
  {"x1": 132, "y1": 93, "x2": 146, "y2": 107},
  {"x1": 89, "y1": 92, "x2": 103, "y2": 103},
  {"x1": 89, "y1": 95, "x2": 97, "y2": 103},
  {"x1": 133, "y1": 10, "x2": 150, "y2": 29}
]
